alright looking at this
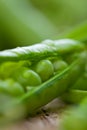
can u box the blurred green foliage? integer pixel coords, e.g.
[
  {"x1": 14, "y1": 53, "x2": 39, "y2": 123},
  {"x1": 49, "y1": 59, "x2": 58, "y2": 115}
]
[
  {"x1": 0, "y1": 0, "x2": 87, "y2": 50},
  {"x1": 30, "y1": 0, "x2": 87, "y2": 26}
]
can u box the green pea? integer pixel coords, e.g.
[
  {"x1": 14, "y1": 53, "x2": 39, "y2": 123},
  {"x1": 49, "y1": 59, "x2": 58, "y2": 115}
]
[
  {"x1": 33, "y1": 60, "x2": 54, "y2": 82},
  {"x1": 0, "y1": 79, "x2": 24, "y2": 97},
  {"x1": 52, "y1": 59, "x2": 68, "y2": 73},
  {"x1": 15, "y1": 69, "x2": 42, "y2": 87}
]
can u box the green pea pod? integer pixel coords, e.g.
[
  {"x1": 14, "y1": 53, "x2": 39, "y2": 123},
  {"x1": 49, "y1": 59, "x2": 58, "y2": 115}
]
[
  {"x1": 0, "y1": 39, "x2": 84, "y2": 62},
  {"x1": 14, "y1": 51, "x2": 86, "y2": 115},
  {"x1": 62, "y1": 89, "x2": 87, "y2": 104},
  {"x1": 0, "y1": 51, "x2": 86, "y2": 124},
  {"x1": 0, "y1": 39, "x2": 86, "y2": 123}
]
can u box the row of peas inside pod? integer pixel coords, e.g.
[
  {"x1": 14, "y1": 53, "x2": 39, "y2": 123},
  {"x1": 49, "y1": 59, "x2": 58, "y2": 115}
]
[
  {"x1": 0, "y1": 58, "x2": 68, "y2": 95},
  {"x1": 0, "y1": 39, "x2": 86, "y2": 126}
]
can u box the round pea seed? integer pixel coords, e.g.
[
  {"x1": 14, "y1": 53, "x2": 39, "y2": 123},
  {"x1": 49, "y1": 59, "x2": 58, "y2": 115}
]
[
  {"x1": 53, "y1": 60, "x2": 68, "y2": 73},
  {"x1": 33, "y1": 60, "x2": 54, "y2": 82},
  {"x1": 0, "y1": 79, "x2": 24, "y2": 97},
  {"x1": 16, "y1": 69, "x2": 42, "y2": 87}
]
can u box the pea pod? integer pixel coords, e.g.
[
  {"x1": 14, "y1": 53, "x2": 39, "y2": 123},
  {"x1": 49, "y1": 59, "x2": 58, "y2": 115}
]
[
  {"x1": 0, "y1": 39, "x2": 84, "y2": 62},
  {"x1": 0, "y1": 39, "x2": 86, "y2": 123},
  {"x1": 62, "y1": 89, "x2": 87, "y2": 104},
  {"x1": 12, "y1": 51, "x2": 86, "y2": 115}
]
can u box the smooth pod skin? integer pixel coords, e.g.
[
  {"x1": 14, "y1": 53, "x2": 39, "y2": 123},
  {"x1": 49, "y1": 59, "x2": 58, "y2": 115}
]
[
  {"x1": 33, "y1": 60, "x2": 54, "y2": 82},
  {"x1": 0, "y1": 79, "x2": 24, "y2": 97},
  {"x1": 14, "y1": 68, "x2": 42, "y2": 87},
  {"x1": 62, "y1": 89, "x2": 87, "y2": 104}
]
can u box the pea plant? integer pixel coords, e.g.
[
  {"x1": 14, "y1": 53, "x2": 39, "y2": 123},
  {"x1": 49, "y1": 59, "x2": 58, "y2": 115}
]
[{"x1": 0, "y1": 23, "x2": 87, "y2": 130}]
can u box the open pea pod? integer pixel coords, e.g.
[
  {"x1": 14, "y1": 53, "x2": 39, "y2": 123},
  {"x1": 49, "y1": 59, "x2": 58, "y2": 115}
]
[
  {"x1": 0, "y1": 39, "x2": 86, "y2": 124},
  {"x1": 0, "y1": 38, "x2": 85, "y2": 82},
  {"x1": 18, "y1": 51, "x2": 87, "y2": 112},
  {"x1": 0, "y1": 39, "x2": 84, "y2": 81},
  {"x1": 0, "y1": 51, "x2": 86, "y2": 120},
  {"x1": 0, "y1": 56, "x2": 85, "y2": 126}
]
